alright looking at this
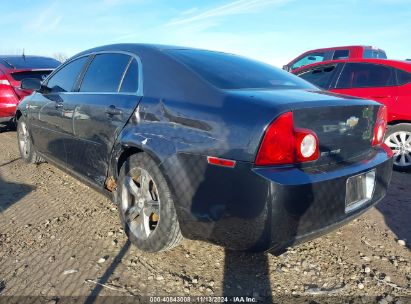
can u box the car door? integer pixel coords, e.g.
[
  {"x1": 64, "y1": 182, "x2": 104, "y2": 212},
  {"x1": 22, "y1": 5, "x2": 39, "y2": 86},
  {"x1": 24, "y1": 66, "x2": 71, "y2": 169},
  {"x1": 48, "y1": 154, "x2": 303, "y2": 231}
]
[
  {"x1": 29, "y1": 56, "x2": 89, "y2": 165},
  {"x1": 296, "y1": 64, "x2": 342, "y2": 90},
  {"x1": 392, "y1": 68, "x2": 411, "y2": 121},
  {"x1": 65, "y1": 52, "x2": 142, "y2": 186},
  {"x1": 330, "y1": 63, "x2": 398, "y2": 107}
]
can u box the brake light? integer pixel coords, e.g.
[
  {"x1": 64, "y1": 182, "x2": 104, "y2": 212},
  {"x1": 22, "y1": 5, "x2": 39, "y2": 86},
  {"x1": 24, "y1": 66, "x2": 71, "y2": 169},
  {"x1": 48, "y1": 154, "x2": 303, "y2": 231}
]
[
  {"x1": 0, "y1": 71, "x2": 10, "y2": 86},
  {"x1": 255, "y1": 112, "x2": 319, "y2": 166},
  {"x1": 371, "y1": 106, "x2": 387, "y2": 147},
  {"x1": 0, "y1": 72, "x2": 18, "y2": 101}
]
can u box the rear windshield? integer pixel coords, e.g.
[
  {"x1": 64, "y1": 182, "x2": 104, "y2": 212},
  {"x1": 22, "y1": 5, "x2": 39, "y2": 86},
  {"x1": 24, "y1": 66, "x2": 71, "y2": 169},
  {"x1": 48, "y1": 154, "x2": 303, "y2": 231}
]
[
  {"x1": 10, "y1": 70, "x2": 53, "y2": 81},
  {"x1": 363, "y1": 49, "x2": 387, "y2": 59},
  {"x1": 0, "y1": 56, "x2": 60, "y2": 69},
  {"x1": 166, "y1": 49, "x2": 315, "y2": 90}
]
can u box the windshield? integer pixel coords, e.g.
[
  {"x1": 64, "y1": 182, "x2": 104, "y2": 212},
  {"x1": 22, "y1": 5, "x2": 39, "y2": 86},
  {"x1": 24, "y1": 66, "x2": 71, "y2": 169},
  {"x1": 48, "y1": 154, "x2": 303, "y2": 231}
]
[
  {"x1": 167, "y1": 49, "x2": 316, "y2": 90},
  {"x1": 0, "y1": 56, "x2": 60, "y2": 69}
]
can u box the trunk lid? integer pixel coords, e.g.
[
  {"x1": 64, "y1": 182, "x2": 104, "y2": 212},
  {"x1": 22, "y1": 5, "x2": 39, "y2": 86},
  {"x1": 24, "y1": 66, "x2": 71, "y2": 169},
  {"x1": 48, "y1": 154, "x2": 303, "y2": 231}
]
[
  {"x1": 293, "y1": 104, "x2": 378, "y2": 165},
  {"x1": 222, "y1": 89, "x2": 381, "y2": 164}
]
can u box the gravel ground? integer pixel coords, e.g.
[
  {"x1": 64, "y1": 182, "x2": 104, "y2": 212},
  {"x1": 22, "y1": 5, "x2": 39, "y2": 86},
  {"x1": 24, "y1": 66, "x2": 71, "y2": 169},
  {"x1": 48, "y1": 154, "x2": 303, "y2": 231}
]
[{"x1": 0, "y1": 126, "x2": 410, "y2": 303}]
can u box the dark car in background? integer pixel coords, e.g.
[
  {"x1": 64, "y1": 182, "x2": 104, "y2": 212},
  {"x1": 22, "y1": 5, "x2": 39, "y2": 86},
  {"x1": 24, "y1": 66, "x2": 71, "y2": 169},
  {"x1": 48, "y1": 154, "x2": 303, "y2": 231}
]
[
  {"x1": 0, "y1": 55, "x2": 60, "y2": 125},
  {"x1": 283, "y1": 45, "x2": 387, "y2": 72},
  {"x1": 293, "y1": 58, "x2": 411, "y2": 171},
  {"x1": 16, "y1": 44, "x2": 393, "y2": 252}
]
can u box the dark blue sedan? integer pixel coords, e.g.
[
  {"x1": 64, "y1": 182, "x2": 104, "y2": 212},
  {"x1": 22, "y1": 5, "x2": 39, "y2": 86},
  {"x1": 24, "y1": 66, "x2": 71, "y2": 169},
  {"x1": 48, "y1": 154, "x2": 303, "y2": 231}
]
[{"x1": 16, "y1": 44, "x2": 393, "y2": 252}]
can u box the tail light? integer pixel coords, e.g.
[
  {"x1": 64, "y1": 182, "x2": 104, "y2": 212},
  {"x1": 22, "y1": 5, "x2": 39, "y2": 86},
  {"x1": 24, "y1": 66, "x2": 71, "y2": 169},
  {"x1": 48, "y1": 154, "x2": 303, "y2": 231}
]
[
  {"x1": 0, "y1": 71, "x2": 19, "y2": 101},
  {"x1": 0, "y1": 71, "x2": 11, "y2": 86},
  {"x1": 255, "y1": 111, "x2": 319, "y2": 166},
  {"x1": 371, "y1": 105, "x2": 387, "y2": 147},
  {"x1": 0, "y1": 79, "x2": 10, "y2": 85}
]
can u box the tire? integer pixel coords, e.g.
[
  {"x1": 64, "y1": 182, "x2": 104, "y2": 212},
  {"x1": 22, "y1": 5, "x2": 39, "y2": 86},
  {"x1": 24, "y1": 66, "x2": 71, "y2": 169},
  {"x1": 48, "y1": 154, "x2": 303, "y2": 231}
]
[
  {"x1": 9, "y1": 117, "x2": 17, "y2": 131},
  {"x1": 17, "y1": 118, "x2": 44, "y2": 164},
  {"x1": 117, "y1": 153, "x2": 183, "y2": 252},
  {"x1": 384, "y1": 123, "x2": 411, "y2": 172}
]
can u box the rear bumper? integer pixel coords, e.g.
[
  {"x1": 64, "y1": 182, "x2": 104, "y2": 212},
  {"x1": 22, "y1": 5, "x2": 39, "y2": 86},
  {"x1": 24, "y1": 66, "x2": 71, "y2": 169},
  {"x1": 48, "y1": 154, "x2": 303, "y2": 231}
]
[
  {"x1": 0, "y1": 116, "x2": 14, "y2": 123},
  {"x1": 170, "y1": 147, "x2": 393, "y2": 251}
]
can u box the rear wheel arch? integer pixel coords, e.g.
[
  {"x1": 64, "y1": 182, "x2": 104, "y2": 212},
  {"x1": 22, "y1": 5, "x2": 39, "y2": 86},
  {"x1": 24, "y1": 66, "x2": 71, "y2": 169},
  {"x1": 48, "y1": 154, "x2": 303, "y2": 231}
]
[
  {"x1": 115, "y1": 144, "x2": 165, "y2": 179},
  {"x1": 111, "y1": 140, "x2": 186, "y2": 228},
  {"x1": 15, "y1": 110, "x2": 22, "y2": 121},
  {"x1": 388, "y1": 120, "x2": 411, "y2": 126},
  {"x1": 116, "y1": 146, "x2": 144, "y2": 178}
]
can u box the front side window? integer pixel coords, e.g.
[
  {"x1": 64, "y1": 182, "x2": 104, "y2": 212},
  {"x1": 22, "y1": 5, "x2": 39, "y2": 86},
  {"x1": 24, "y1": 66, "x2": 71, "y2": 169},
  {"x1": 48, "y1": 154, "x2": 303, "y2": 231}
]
[
  {"x1": 336, "y1": 63, "x2": 395, "y2": 89},
  {"x1": 46, "y1": 56, "x2": 88, "y2": 93},
  {"x1": 291, "y1": 52, "x2": 325, "y2": 70},
  {"x1": 298, "y1": 66, "x2": 337, "y2": 89},
  {"x1": 80, "y1": 53, "x2": 131, "y2": 93},
  {"x1": 333, "y1": 50, "x2": 349, "y2": 60},
  {"x1": 167, "y1": 49, "x2": 314, "y2": 90}
]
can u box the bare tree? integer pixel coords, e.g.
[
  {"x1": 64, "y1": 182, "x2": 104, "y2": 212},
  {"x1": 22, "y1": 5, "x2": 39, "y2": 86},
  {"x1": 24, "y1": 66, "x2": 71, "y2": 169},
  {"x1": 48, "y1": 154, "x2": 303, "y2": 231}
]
[{"x1": 53, "y1": 52, "x2": 69, "y2": 63}]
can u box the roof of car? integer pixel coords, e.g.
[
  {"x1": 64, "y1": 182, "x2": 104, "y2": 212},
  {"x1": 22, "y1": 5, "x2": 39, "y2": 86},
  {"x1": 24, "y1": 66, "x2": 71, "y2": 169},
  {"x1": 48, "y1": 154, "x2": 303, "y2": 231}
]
[
  {"x1": 0, "y1": 55, "x2": 60, "y2": 70},
  {"x1": 292, "y1": 58, "x2": 411, "y2": 74},
  {"x1": 74, "y1": 43, "x2": 232, "y2": 58},
  {"x1": 0, "y1": 55, "x2": 55, "y2": 59},
  {"x1": 300, "y1": 45, "x2": 382, "y2": 52}
]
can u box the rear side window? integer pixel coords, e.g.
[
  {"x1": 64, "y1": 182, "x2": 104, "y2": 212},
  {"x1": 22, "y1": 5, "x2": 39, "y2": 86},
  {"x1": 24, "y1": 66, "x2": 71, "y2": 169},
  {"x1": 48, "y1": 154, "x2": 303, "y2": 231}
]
[
  {"x1": 397, "y1": 69, "x2": 411, "y2": 85},
  {"x1": 80, "y1": 53, "x2": 131, "y2": 93},
  {"x1": 47, "y1": 56, "x2": 88, "y2": 93},
  {"x1": 333, "y1": 50, "x2": 349, "y2": 60},
  {"x1": 363, "y1": 49, "x2": 387, "y2": 59},
  {"x1": 336, "y1": 63, "x2": 395, "y2": 89},
  {"x1": 298, "y1": 66, "x2": 337, "y2": 89},
  {"x1": 291, "y1": 52, "x2": 325, "y2": 70},
  {"x1": 120, "y1": 59, "x2": 139, "y2": 93}
]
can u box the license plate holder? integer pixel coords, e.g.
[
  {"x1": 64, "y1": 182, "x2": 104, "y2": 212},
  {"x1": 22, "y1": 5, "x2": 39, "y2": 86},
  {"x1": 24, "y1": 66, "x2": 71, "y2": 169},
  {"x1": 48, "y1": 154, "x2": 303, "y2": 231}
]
[{"x1": 345, "y1": 170, "x2": 376, "y2": 213}]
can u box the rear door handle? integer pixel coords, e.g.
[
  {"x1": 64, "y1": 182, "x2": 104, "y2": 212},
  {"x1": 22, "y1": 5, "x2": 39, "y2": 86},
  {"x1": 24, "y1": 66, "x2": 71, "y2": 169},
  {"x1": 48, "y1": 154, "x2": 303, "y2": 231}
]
[
  {"x1": 371, "y1": 95, "x2": 391, "y2": 98},
  {"x1": 105, "y1": 105, "x2": 123, "y2": 116}
]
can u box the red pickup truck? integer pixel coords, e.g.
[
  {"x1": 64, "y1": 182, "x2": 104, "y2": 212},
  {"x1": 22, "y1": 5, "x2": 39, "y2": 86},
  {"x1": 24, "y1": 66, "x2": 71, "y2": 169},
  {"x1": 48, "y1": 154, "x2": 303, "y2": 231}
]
[{"x1": 283, "y1": 46, "x2": 387, "y2": 72}]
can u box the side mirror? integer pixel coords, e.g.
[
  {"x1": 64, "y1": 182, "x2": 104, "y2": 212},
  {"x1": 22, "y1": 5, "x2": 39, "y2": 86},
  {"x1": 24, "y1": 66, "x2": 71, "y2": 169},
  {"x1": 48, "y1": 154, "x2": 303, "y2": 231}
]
[
  {"x1": 20, "y1": 78, "x2": 42, "y2": 91},
  {"x1": 282, "y1": 65, "x2": 290, "y2": 71}
]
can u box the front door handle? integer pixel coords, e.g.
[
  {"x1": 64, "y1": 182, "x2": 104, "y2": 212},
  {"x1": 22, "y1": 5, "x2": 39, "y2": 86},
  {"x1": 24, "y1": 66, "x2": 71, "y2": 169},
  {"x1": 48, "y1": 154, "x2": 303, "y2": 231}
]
[
  {"x1": 55, "y1": 102, "x2": 64, "y2": 108},
  {"x1": 105, "y1": 105, "x2": 123, "y2": 116}
]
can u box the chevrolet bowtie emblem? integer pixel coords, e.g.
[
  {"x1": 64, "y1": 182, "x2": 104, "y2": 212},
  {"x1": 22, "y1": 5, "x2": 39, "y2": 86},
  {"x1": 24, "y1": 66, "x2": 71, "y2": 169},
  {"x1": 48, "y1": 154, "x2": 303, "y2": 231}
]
[{"x1": 346, "y1": 116, "x2": 359, "y2": 128}]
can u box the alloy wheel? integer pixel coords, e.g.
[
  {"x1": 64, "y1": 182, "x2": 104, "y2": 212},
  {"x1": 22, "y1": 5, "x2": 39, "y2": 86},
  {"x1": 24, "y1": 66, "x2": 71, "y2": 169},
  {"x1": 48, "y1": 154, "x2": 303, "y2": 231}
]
[
  {"x1": 18, "y1": 122, "x2": 30, "y2": 157},
  {"x1": 385, "y1": 131, "x2": 411, "y2": 167},
  {"x1": 120, "y1": 167, "x2": 160, "y2": 240}
]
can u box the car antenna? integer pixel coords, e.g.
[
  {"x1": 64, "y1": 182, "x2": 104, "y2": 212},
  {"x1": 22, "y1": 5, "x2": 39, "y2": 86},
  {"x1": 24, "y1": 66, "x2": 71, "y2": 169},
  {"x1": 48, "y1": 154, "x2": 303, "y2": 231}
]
[{"x1": 22, "y1": 48, "x2": 26, "y2": 61}]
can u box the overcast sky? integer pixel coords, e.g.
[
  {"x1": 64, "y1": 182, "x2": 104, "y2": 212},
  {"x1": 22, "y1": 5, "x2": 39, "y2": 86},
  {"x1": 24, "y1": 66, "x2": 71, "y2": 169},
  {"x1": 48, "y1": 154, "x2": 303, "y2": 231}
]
[{"x1": 1, "y1": 0, "x2": 410, "y2": 67}]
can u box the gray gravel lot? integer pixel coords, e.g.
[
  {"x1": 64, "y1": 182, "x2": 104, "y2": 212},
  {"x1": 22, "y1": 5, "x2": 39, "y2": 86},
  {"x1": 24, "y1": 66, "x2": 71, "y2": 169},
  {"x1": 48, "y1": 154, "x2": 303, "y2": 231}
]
[{"x1": 0, "y1": 126, "x2": 410, "y2": 303}]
